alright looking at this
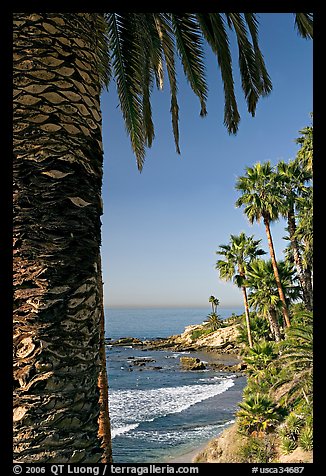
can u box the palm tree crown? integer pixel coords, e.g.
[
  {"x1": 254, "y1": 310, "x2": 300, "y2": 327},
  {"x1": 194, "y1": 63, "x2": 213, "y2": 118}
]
[
  {"x1": 216, "y1": 232, "x2": 266, "y2": 286},
  {"x1": 235, "y1": 161, "x2": 283, "y2": 224},
  {"x1": 216, "y1": 232, "x2": 266, "y2": 348},
  {"x1": 101, "y1": 13, "x2": 312, "y2": 170}
]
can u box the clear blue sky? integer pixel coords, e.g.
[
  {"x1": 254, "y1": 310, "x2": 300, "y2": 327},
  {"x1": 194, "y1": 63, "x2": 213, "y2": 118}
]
[{"x1": 99, "y1": 13, "x2": 313, "y2": 309}]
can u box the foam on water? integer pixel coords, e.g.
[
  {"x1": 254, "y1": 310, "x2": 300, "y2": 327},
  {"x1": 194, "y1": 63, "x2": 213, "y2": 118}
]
[
  {"x1": 129, "y1": 419, "x2": 236, "y2": 444},
  {"x1": 109, "y1": 378, "x2": 234, "y2": 438},
  {"x1": 111, "y1": 423, "x2": 140, "y2": 439}
]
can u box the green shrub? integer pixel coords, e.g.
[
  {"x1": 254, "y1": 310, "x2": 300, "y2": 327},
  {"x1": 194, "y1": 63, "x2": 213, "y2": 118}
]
[
  {"x1": 237, "y1": 312, "x2": 271, "y2": 345},
  {"x1": 238, "y1": 436, "x2": 275, "y2": 463},
  {"x1": 243, "y1": 340, "x2": 278, "y2": 373},
  {"x1": 278, "y1": 410, "x2": 312, "y2": 454},
  {"x1": 280, "y1": 436, "x2": 298, "y2": 454},
  {"x1": 237, "y1": 393, "x2": 282, "y2": 435},
  {"x1": 190, "y1": 327, "x2": 212, "y2": 341},
  {"x1": 298, "y1": 425, "x2": 313, "y2": 451}
]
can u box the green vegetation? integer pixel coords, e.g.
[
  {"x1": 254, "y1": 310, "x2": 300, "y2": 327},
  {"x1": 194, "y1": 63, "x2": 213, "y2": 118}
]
[
  {"x1": 238, "y1": 435, "x2": 276, "y2": 463},
  {"x1": 214, "y1": 120, "x2": 313, "y2": 462},
  {"x1": 190, "y1": 327, "x2": 213, "y2": 341},
  {"x1": 205, "y1": 312, "x2": 223, "y2": 331},
  {"x1": 216, "y1": 233, "x2": 266, "y2": 348}
]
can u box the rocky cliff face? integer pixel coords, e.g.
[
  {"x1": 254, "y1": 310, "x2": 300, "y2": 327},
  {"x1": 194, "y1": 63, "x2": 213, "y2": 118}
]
[
  {"x1": 193, "y1": 421, "x2": 313, "y2": 464},
  {"x1": 178, "y1": 322, "x2": 241, "y2": 351},
  {"x1": 194, "y1": 422, "x2": 246, "y2": 463},
  {"x1": 146, "y1": 322, "x2": 242, "y2": 354}
]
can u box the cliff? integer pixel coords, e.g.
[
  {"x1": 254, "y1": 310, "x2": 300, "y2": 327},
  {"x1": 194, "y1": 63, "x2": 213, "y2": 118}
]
[
  {"x1": 144, "y1": 322, "x2": 242, "y2": 354},
  {"x1": 194, "y1": 421, "x2": 313, "y2": 464}
]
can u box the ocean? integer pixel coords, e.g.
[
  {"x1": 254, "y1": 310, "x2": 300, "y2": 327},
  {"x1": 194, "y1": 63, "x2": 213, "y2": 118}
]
[{"x1": 104, "y1": 307, "x2": 246, "y2": 463}]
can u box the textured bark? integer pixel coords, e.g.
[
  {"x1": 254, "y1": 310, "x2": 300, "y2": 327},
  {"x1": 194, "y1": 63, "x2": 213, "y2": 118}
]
[
  {"x1": 241, "y1": 285, "x2": 253, "y2": 348},
  {"x1": 304, "y1": 265, "x2": 313, "y2": 311},
  {"x1": 13, "y1": 13, "x2": 111, "y2": 462},
  {"x1": 267, "y1": 309, "x2": 282, "y2": 342},
  {"x1": 97, "y1": 256, "x2": 113, "y2": 463},
  {"x1": 263, "y1": 217, "x2": 291, "y2": 327},
  {"x1": 287, "y1": 209, "x2": 313, "y2": 311}
]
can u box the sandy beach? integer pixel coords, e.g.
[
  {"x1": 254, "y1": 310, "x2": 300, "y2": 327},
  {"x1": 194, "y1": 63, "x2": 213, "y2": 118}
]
[{"x1": 165, "y1": 443, "x2": 207, "y2": 463}]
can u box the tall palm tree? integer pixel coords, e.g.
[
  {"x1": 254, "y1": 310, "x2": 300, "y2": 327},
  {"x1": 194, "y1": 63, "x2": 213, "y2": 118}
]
[
  {"x1": 235, "y1": 162, "x2": 292, "y2": 328},
  {"x1": 208, "y1": 295, "x2": 219, "y2": 314},
  {"x1": 246, "y1": 259, "x2": 300, "y2": 342},
  {"x1": 295, "y1": 118, "x2": 313, "y2": 175},
  {"x1": 295, "y1": 187, "x2": 313, "y2": 300},
  {"x1": 277, "y1": 159, "x2": 312, "y2": 310},
  {"x1": 216, "y1": 232, "x2": 266, "y2": 348},
  {"x1": 13, "y1": 12, "x2": 313, "y2": 463}
]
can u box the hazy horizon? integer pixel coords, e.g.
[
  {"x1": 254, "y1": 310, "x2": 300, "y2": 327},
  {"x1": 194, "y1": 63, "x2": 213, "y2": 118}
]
[{"x1": 104, "y1": 303, "x2": 244, "y2": 310}]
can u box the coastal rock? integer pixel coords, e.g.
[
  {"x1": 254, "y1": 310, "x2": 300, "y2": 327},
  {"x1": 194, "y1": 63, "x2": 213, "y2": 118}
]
[
  {"x1": 193, "y1": 422, "x2": 246, "y2": 463},
  {"x1": 209, "y1": 361, "x2": 246, "y2": 373},
  {"x1": 190, "y1": 324, "x2": 241, "y2": 351},
  {"x1": 128, "y1": 357, "x2": 156, "y2": 366},
  {"x1": 111, "y1": 337, "x2": 143, "y2": 346},
  {"x1": 143, "y1": 322, "x2": 241, "y2": 354},
  {"x1": 180, "y1": 356, "x2": 206, "y2": 371},
  {"x1": 278, "y1": 447, "x2": 313, "y2": 463}
]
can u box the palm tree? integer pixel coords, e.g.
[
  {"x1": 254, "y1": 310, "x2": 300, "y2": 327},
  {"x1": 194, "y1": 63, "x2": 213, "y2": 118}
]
[
  {"x1": 205, "y1": 312, "x2": 223, "y2": 331},
  {"x1": 216, "y1": 232, "x2": 266, "y2": 348},
  {"x1": 295, "y1": 187, "x2": 313, "y2": 301},
  {"x1": 235, "y1": 162, "x2": 292, "y2": 328},
  {"x1": 246, "y1": 259, "x2": 300, "y2": 342},
  {"x1": 273, "y1": 309, "x2": 313, "y2": 406},
  {"x1": 276, "y1": 158, "x2": 312, "y2": 310},
  {"x1": 243, "y1": 340, "x2": 278, "y2": 374},
  {"x1": 208, "y1": 295, "x2": 219, "y2": 314},
  {"x1": 295, "y1": 118, "x2": 313, "y2": 175},
  {"x1": 237, "y1": 393, "x2": 282, "y2": 435},
  {"x1": 13, "y1": 12, "x2": 313, "y2": 463}
]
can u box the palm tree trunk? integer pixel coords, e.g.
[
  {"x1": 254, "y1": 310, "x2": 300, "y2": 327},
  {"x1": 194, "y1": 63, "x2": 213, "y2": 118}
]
[
  {"x1": 13, "y1": 13, "x2": 110, "y2": 462},
  {"x1": 267, "y1": 309, "x2": 282, "y2": 342},
  {"x1": 263, "y1": 216, "x2": 291, "y2": 327},
  {"x1": 304, "y1": 265, "x2": 313, "y2": 310},
  {"x1": 287, "y1": 209, "x2": 312, "y2": 311},
  {"x1": 97, "y1": 256, "x2": 113, "y2": 463},
  {"x1": 241, "y1": 286, "x2": 253, "y2": 348}
]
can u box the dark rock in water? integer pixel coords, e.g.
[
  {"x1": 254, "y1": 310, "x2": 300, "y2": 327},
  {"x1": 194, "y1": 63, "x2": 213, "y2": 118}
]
[
  {"x1": 111, "y1": 337, "x2": 144, "y2": 346},
  {"x1": 128, "y1": 357, "x2": 156, "y2": 366},
  {"x1": 180, "y1": 356, "x2": 206, "y2": 371},
  {"x1": 209, "y1": 361, "x2": 247, "y2": 372}
]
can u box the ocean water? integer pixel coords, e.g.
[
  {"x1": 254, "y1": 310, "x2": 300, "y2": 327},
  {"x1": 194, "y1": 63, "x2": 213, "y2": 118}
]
[{"x1": 104, "y1": 307, "x2": 246, "y2": 463}]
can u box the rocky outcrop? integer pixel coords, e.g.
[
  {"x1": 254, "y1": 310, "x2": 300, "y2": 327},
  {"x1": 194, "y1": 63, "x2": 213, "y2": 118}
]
[
  {"x1": 109, "y1": 337, "x2": 144, "y2": 346},
  {"x1": 180, "y1": 357, "x2": 206, "y2": 371},
  {"x1": 194, "y1": 422, "x2": 246, "y2": 463},
  {"x1": 144, "y1": 322, "x2": 242, "y2": 354}
]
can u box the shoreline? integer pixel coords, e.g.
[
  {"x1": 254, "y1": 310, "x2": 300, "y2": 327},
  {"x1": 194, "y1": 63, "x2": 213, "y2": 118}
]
[
  {"x1": 109, "y1": 321, "x2": 245, "y2": 463},
  {"x1": 165, "y1": 443, "x2": 207, "y2": 463}
]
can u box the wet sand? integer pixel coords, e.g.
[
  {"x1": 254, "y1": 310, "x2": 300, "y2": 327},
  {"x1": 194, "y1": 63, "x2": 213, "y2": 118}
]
[{"x1": 165, "y1": 444, "x2": 206, "y2": 463}]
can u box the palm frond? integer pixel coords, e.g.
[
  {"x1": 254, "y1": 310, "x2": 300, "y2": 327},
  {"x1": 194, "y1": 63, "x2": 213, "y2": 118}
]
[
  {"x1": 294, "y1": 13, "x2": 313, "y2": 39},
  {"x1": 196, "y1": 13, "x2": 240, "y2": 134},
  {"x1": 155, "y1": 14, "x2": 181, "y2": 154},
  {"x1": 170, "y1": 13, "x2": 208, "y2": 117},
  {"x1": 133, "y1": 13, "x2": 162, "y2": 149},
  {"x1": 106, "y1": 13, "x2": 146, "y2": 170},
  {"x1": 92, "y1": 13, "x2": 111, "y2": 90},
  {"x1": 244, "y1": 13, "x2": 273, "y2": 96},
  {"x1": 226, "y1": 14, "x2": 265, "y2": 116}
]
